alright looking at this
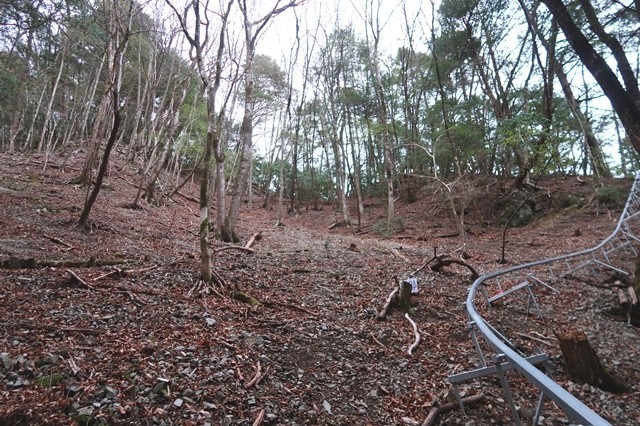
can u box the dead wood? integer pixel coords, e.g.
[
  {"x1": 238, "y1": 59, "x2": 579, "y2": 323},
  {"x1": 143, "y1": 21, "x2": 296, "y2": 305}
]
[
  {"x1": 44, "y1": 234, "x2": 74, "y2": 249},
  {"x1": 429, "y1": 256, "x2": 479, "y2": 279},
  {"x1": 245, "y1": 361, "x2": 262, "y2": 389},
  {"x1": 421, "y1": 393, "x2": 485, "y2": 426},
  {"x1": 11, "y1": 321, "x2": 101, "y2": 336},
  {"x1": 328, "y1": 220, "x2": 347, "y2": 229},
  {"x1": 369, "y1": 332, "x2": 389, "y2": 351},
  {"x1": 213, "y1": 246, "x2": 255, "y2": 255},
  {"x1": 516, "y1": 332, "x2": 554, "y2": 347},
  {"x1": 1, "y1": 256, "x2": 143, "y2": 269},
  {"x1": 252, "y1": 408, "x2": 265, "y2": 426},
  {"x1": 218, "y1": 339, "x2": 237, "y2": 351},
  {"x1": 67, "y1": 269, "x2": 98, "y2": 290},
  {"x1": 245, "y1": 231, "x2": 262, "y2": 249},
  {"x1": 405, "y1": 313, "x2": 420, "y2": 355},
  {"x1": 376, "y1": 288, "x2": 399, "y2": 321},
  {"x1": 398, "y1": 279, "x2": 413, "y2": 312},
  {"x1": 390, "y1": 248, "x2": 410, "y2": 262},
  {"x1": 231, "y1": 290, "x2": 262, "y2": 307},
  {"x1": 555, "y1": 329, "x2": 629, "y2": 393}
]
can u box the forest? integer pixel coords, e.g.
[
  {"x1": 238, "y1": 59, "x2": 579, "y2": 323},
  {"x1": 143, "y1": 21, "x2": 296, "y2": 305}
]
[{"x1": 1, "y1": 0, "x2": 640, "y2": 425}]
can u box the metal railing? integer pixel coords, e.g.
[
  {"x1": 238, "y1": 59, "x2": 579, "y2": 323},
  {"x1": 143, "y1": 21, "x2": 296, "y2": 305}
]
[{"x1": 464, "y1": 173, "x2": 640, "y2": 425}]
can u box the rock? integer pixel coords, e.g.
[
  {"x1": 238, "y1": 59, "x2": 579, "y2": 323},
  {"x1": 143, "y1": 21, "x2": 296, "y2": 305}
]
[
  {"x1": 104, "y1": 386, "x2": 118, "y2": 399},
  {"x1": 1, "y1": 353, "x2": 17, "y2": 370},
  {"x1": 322, "y1": 400, "x2": 332, "y2": 415},
  {"x1": 205, "y1": 317, "x2": 216, "y2": 326},
  {"x1": 35, "y1": 354, "x2": 60, "y2": 367},
  {"x1": 65, "y1": 384, "x2": 82, "y2": 397}
]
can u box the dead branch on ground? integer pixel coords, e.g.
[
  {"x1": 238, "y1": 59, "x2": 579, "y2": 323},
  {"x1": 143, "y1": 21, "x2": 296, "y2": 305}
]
[
  {"x1": 377, "y1": 287, "x2": 399, "y2": 321},
  {"x1": 421, "y1": 393, "x2": 485, "y2": 426},
  {"x1": 245, "y1": 231, "x2": 262, "y2": 249},
  {"x1": 1, "y1": 256, "x2": 143, "y2": 269},
  {"x1": 405, "y1": 313, "x2": 420, "y2": 355},
  {"x1": 245, "y1": 361, "x2": 263, "y2": 389}
]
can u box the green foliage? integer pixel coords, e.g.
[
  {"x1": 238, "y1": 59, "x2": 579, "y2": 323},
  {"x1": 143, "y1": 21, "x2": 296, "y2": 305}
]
[
  {"x1": 596, "y1": 186, "x2": 625, "y2": 208},
  {"x1": 35, "y1": 373, "x2": 63, "y2": 388}
]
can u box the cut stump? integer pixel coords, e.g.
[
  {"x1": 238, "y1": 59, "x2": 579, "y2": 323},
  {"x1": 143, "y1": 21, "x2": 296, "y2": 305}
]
[{"x1": 555, "y1": 329, "x2": 629, "y2": 393}]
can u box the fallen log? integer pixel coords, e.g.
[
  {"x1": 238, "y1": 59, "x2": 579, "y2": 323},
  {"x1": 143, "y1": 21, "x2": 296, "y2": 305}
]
[{"x1": 1, "y1": 256, "x2": 142, "y2": 269}]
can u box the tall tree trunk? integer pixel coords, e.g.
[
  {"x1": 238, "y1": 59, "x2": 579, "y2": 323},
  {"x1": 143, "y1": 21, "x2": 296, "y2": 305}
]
[
  {"x1": 541, "y1": 0, "x2": 640, "y2": 155},
  {"x1": 78, "y1": 0, "x2": 133, "y2": 227}
]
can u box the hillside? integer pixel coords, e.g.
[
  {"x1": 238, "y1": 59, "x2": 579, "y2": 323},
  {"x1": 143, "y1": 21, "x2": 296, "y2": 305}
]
[{"x1": 1, "y1": 151, "x2": 638, "y2": 425}]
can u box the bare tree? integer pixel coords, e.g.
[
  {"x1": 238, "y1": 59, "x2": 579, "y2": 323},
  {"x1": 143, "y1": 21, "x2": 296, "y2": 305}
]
[
  {"x1": 166, "y1": 0, "x2": 234, "y2": 284},
  {"x1": 78, "y1": 0, "x2": 135, "y2": 228},
  {"x1": 223, "y1": 0, "x2": 305, "y2": 242}
]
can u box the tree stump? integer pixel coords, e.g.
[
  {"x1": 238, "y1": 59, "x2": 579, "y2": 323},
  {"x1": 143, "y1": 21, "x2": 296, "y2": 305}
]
[
  {"x1": 555, "y1": 329, "x2": 629, "y2": 393},
  {"x1": 398, "y1": 279, "x2": 413, "y2": 313}
]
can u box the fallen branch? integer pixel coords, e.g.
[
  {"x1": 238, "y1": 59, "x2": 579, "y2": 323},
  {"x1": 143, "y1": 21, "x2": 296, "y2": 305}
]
[
  {"x1": 245, "y1": 231, "x2": 262, "y2": 249},
  {"x1": 213, "y1": 246, "x2": 255, "y2": 255},
  {"x1": 44, "y1": 234, "x2": 74, "y2": 249},
  {"x1": 13, "y1": 321, "x2": 102, "y2": 336},
  {"x1": 376, "y1": 288, "x2": 398, "y2": 321},
  {"x1": 390, "y1": 248, "x2": 410, "y2": 263},
  {"x1": 67, "y1": 269, "x2": 98, "y2": 290},
  {"x1": 252, "y1": 408, "x2": 266, "y2": 426},
  {"x1": 245, "y1": 361, "x2": 263, "y2": 389},
  {"x1": 405, "y1": 313, "x2": 420, "y2": 355},
  {"x1": 430, "y1": 256, "x2": 479, "y2": 279},
  {"x1": 328, "y1": 220, "x2": 347, "y2": 230},
  {"x1": 516, "y1": 332, "x2": 554, "y2": 347},
  {"x1": 370, "y1": 332, "x2": 388, "y2": 351},
  {"x1": 1, "y1": 256, "x2": 143, "y2": 269},
  {"x1": 218, "y1": 339, "x2": 237, "y2": 351},
  {"x1": 421, "y1": 393, "x2": 485, "y2": 426}
]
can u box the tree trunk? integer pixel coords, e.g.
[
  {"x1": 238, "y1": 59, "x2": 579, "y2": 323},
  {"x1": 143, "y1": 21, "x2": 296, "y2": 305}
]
[
  {"x1": 541, "y1": 0, "x2": 640, "y2": 156},
  {"x1": 79, "y1": 0, "x2": 133, "y2": 227}
]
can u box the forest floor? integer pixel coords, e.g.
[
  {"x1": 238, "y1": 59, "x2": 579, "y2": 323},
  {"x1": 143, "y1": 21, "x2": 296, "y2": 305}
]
[{"x1": 0, "y1": 150, "x2": 639, "y2": 426}]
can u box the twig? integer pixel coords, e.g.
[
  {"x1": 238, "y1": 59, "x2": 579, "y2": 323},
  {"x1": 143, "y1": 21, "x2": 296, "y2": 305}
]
[
  {"x1": 218, "y1": 339, "x2": 237, "y2": 351},
  {"x1": 370, "y1": 332, "x2": 389, "y2": 351},
  {"x1": 245, "y1": 361, "x2": 263, "y2": 389},
  {"x1": 376, "y1": 288, "x2": 398, "y2": 321},
  {"x1": 214, "y1": 246, "x2": 255, "y2": 254},
  {"x1": 405, "y1": 313, "x2": 420, "y2": 356},
  {"x1": 252, "y1": 408, "x2": 266, "y2": 426},
  {"x1": 421, "y1": 393, "x2": 485, "y2": 426},
  {"x1": 67, "y1": 269, "x2": 98, "y2": 291},
  {"x1": 516, "y1": 332, "x2": 554, "y2": 347},
  {"x1": 44, "y1": 234, "x2": 74, "y2": 249}
]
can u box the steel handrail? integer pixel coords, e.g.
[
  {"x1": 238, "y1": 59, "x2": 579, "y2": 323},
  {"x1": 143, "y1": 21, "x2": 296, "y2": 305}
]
[{"x1": 465, "y1": 173, "x2": 640, "y2": 425}]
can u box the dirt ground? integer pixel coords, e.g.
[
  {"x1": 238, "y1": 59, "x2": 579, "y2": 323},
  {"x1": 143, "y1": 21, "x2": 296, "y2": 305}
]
[{"x1": 1, "y1": 150, "x2": 639, "y2": 425}]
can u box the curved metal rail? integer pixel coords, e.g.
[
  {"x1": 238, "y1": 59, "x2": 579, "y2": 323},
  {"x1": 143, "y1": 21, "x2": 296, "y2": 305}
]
[{"x1": 465, "y1": 173, "x2": 640, "y2": 425}]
